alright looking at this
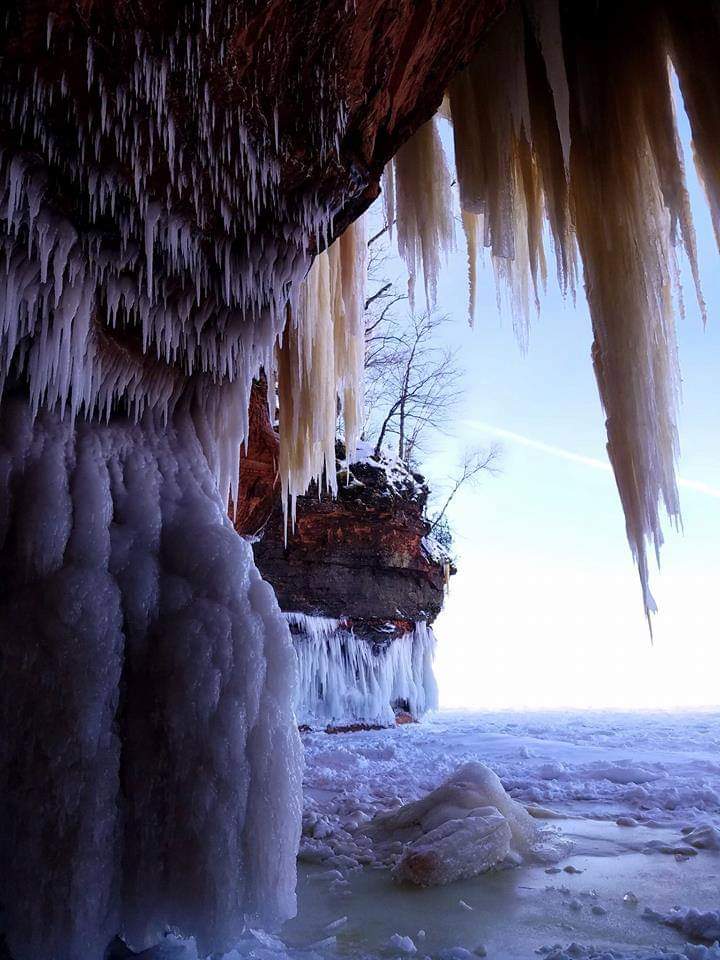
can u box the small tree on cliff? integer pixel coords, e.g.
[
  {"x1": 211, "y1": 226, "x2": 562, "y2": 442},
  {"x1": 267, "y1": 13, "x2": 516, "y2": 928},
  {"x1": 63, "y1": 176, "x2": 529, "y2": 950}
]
[{"x1": 370, "y1": 310, "x2": 463, "y2": 465}]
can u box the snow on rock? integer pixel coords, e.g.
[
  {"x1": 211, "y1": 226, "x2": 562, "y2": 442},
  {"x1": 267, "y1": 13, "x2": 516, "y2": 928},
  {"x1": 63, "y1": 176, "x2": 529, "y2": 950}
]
[
  {"x1": 366, "y1": 762, "x2": 567, "y2": 885},
  {"x1": 290, "y1": 613, "x2": 438, "y2": 728},
  {"x1": 388, "y1": 933, "x2": 417, "y2": 953},
  {"x1": 0, "y1": 397, "x2": 302, "y2": 960},
  {"x1": 682, "y1": 824, "x2": 720, "y2": 851}
]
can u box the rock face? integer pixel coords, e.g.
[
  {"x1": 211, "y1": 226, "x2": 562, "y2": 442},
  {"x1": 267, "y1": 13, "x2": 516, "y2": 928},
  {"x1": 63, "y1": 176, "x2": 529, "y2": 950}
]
[
  {"x1": 254, "y1": 451, "x2": 450, "y2": 640},
  {"x1": 233, "y1": 377, "x2": 279, "y2": 536},
  {"x1": 235, "y1": 384, "x2": 451, "y2": 643}
]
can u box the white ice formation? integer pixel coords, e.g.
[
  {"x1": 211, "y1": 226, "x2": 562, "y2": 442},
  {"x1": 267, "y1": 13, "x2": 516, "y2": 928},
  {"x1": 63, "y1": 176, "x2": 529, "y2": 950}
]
[
  {"x1": 0, "y1": 0, "x2": 357, "y2": 516},
  {"x1": 288, "y1": 613, "x2": 438, "y2": 728},
  {"x1": 367, "y1": 762, "x2": 566, "y2": 886},
  {"x1": 0, "y1": 397, "x2": 302, "y2": 960}
]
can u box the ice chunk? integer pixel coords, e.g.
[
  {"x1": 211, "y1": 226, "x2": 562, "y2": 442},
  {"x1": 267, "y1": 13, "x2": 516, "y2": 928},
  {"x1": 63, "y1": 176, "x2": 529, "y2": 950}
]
[
  {"x1": 391, "y1": 808, "x2": 512, "y2": 886},
  {"x1": 388, "y1": 934, "x2": 417, "y2": 954},
  {"x1": 368, "y1": 762, "x2": 567, "y2": 886},
  {"x1": 683, "y1": 824, "x2": 720, "y2": 850}
]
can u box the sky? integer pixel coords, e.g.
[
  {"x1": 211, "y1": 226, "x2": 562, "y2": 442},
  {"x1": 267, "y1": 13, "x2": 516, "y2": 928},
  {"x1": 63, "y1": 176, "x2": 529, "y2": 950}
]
[{"x1": 382, "y1": 105, "x2": 720, "y2": 711}]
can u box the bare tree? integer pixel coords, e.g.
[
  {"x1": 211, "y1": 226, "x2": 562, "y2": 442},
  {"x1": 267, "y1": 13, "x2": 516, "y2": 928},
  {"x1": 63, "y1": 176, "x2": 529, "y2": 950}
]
[
  {"x1": 428, "y1": 445, "x2": 501, "y2": 537},
  {"x1": 371, "y1": 311, "x2": 463, "y2": 464},
  {"x1": 361, "y1": 228, "x2": 468, "y2": 465},
  {"x1": 360, "y1": 222, "x2": 500, "y2": 552}
]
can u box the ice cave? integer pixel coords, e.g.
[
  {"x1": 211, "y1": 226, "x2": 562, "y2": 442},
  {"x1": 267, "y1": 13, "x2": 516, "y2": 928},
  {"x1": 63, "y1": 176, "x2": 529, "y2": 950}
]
[{"x1": 1, "y1": 1, "x2": 720, "y2": 959}]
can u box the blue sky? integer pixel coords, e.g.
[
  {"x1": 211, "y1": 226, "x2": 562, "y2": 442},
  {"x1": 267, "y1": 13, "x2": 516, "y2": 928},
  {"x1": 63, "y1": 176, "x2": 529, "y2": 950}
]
[{"x1": 385, "y1": 107, "x2": 720, "y2": 710}]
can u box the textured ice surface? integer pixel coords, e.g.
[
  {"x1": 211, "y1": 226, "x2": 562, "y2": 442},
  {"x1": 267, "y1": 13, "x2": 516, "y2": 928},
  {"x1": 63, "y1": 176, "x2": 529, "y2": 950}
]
[
  {"x1": 0, "y1": 396, "x2": 302, "y2": 960},
  {"x1": 392, "y1": 806, "x2": 513, "y2": 885}
]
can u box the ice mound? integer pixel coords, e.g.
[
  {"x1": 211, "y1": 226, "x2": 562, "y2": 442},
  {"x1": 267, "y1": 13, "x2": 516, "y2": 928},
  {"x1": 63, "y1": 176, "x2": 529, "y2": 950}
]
[
  {"x1": 662, "y1": 908, "x2": 720, "y2": 944},
  {"x1": 683, "y1": 823, "x2": 720, "y2": 850},
  {"x1": 393, "y1": 806, "x2": 513, "y2": 885},
  {"x1": 367, "y1": 762, "x2": 567, "y2": 886}
]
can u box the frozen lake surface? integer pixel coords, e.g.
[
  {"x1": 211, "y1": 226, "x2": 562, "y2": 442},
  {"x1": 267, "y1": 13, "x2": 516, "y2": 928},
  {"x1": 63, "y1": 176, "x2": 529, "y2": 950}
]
[
  {"x1": 283, "y1": 710, "x2": 720, "y2": 960},
  {"x1": 152, "y1": 710, "x2": 720, "y2": 960}
]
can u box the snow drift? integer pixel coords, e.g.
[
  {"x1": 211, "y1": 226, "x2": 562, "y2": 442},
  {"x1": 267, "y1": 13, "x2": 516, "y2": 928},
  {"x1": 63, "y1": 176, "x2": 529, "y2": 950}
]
[{"x1": 0, "y1": 397, "x2": 302, "y2": 960}]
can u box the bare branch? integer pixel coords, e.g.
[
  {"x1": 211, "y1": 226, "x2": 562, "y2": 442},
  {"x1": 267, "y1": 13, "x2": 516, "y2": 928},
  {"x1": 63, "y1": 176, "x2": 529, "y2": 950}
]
[{"x1": 429, "y1": 445, "x2": 502, "y2": 533}]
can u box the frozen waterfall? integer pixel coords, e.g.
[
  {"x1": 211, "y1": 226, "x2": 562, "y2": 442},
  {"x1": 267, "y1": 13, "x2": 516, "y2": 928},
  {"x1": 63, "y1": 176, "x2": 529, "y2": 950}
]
[
  {"x1": 289, "y1": 613, "x2": 438, "y2": 728},
  {"x1": 0, "y1": 396, "x2": 302, "y2": 960}
]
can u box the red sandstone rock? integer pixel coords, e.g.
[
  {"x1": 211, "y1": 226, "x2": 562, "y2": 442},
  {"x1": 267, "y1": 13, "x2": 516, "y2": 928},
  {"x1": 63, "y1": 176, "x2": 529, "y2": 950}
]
[{"x1": 233, "y1": 378, "x2": 279, "y2": 537}]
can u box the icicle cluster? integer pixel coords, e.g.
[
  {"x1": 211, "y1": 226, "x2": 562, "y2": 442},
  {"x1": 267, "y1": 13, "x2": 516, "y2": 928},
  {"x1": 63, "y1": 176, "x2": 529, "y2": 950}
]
[
  {"x1": 277, "y1": 216, "x2": 367, "y2": 524},
  {"x1": 384, "y1": 118, "x2": 455, "y2": 310},
  {"x1": 388, "y1": 0, "x2": 720, "y2": 619},
  {"x1": 288, "y1": 613, "x2": 438, "y2": 728},
  {"x1": 0, "y1": 0, "x2": 353, "y2": 508},
  {"x1": 0, "y1": 396, "x2": 302, "y2": 960}
]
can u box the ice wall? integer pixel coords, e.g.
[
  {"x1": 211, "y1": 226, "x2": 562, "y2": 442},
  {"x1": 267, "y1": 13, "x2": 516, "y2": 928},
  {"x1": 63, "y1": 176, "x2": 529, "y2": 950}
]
[
  {"x1": 0, "y1": 396, "x2": 302, "y2": 960},
  {"x1": 289, "y1": 613, "x2": 438, "y2": 728}
]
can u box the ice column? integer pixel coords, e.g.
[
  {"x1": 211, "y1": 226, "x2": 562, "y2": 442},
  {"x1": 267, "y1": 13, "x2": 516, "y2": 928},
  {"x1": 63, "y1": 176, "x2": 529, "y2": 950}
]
[{"x1": 0, "y1": 396, "x2": 302, "y2": 960}]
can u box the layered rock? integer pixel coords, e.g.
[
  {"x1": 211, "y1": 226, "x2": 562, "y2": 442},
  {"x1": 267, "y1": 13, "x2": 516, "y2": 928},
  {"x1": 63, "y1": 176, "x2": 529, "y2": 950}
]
[{"x1": 254, "y1": 446, "x2": 451, "y2": 635}]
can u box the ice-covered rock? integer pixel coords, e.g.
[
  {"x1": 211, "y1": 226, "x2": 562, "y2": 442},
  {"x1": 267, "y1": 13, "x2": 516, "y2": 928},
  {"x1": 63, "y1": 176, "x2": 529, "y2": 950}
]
[
  {"x1": 367, "y1": 762, "x2": 567, "y2": 886},
  {"x1": 682, "y1": 824, "x2": 720, "y2": 850},
  {"x1": 393, "y1": 809, "x2": 512, "y2": 885},
  {"x1": 663, "y1": 908, "x2": 720, "y2": 944}
]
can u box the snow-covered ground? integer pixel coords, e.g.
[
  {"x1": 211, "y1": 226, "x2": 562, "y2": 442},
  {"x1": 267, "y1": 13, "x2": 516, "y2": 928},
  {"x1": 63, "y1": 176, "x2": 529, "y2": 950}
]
[{"x1": 283, "y1": 710, "x2": 720, "y2": 960}]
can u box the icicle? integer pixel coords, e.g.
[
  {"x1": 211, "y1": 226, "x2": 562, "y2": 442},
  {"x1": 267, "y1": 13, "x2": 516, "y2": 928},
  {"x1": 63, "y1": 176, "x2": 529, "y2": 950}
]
[
  {"x1": 461, "y1": 210, "x2": 481, "y2": 326},
  {"x1": 277, "y1": 216, "x2": 367, "y2": 526},
  {"x1": 331, "y1": 214, "x2": 366, "y2": 470},
  {"x1": 394, "y1": 118, "x2": 455, "y2": 311},
  {"x1": 382, "y1": 161, "x2": 395, "y2": 238}
]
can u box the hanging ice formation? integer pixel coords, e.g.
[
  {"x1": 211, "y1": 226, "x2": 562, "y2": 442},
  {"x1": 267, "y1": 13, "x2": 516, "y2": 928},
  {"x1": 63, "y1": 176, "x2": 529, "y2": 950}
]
[
  {"x1": 277, "y1": 215, "x2": 367, "y2": 525},
  {"x1": 0, "y1": 0, "x2": 354, "y2": 513},
  {"x1": 385, "y1": 118, "x2": 455, "y2": 311},
  {"x1": 387, "y1": 0, "x2": 720, "y2": 623},
  {"x1": 0, "y1": 397, "x2": 302, "y2": 960},
  {"x1": 288, "y1": 613, "x2": 438, "y2": 728}
]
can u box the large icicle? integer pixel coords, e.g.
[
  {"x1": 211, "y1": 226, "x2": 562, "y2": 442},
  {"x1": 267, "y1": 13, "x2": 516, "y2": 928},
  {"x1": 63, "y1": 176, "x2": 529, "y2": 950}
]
[
  {"x1": 0, "y1": 397, "x2": 302, "y2": 960},
  {"x1": 444, "y1": 0, "x2": 714, "y2": 619},
  {"x1": 288, "y1": 613, "x2": 438, "y2": 728}
]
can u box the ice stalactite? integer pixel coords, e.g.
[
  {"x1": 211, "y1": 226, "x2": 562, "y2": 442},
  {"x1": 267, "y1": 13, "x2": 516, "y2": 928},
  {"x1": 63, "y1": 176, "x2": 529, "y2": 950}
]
[
  {"x1": 277, "y1": 217, "x2": 367, "y2": 525},
  {"x1": 288, "y1": 613, "x2": 438, "y2": 728},
  {"x1": 388, "y1": 118, "x2": 455, "y2": 311},
  {"x1": 0, "y1": 396, "x2": 302, "y2": 960},
  {"x1": 0, "y1": 1, "x2": 348, "y2": 462},
  {"x1": 440, "y1": 0, "x2": 720, "y2": 620}
]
